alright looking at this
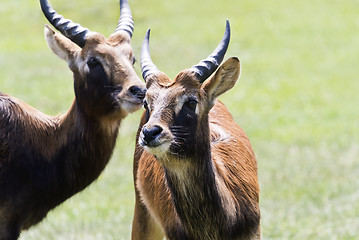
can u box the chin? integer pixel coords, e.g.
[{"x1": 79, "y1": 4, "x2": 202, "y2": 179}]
[
  {"x1": 121, "y1": 102, "x2": 143, "y2": 114},
  {"x1": 144, "y1": 142, "x2": 171, "y2": 159}
]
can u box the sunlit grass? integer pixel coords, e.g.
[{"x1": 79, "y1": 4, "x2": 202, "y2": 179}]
[{"x1": 0, "y1": 0, "x2": 358, "y2": 239}]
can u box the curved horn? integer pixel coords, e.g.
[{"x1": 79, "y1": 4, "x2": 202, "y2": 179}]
[
  {"x1": 40, "y1": 0, "x2": 91, "y2": 48},
  {"x1": 141, "y1": 29, "x2": 160, "y2": 81},
  {"x1": 115, "y1": 0, "x2": 134, "y2": 38},
  {"x1": 191, "y1": 20, "x2": 231, "y2": 83}
]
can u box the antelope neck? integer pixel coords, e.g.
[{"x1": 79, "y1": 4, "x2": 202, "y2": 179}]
[
  {"x1": 45, "y1": 101, "x2": 120, "y2": 196},
  {"x1": 159, "y1": 121, "x2": 225, "y2": 239}
]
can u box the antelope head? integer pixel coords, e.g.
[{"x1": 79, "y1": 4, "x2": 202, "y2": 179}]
[
  {"x1": 139, "y1": 20, "x2": 241, "y2": 160},
  {"x1": 40, "y1": 0, "x2": 146, "y2": 120}
]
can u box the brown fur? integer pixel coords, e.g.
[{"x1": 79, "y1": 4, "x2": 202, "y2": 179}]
[
  {"x1": 132, "y1": 58, "x2": 260, "y2": 239},
  {"x1": 0, "y1": 21, "x2": 145, "y2": 240}
]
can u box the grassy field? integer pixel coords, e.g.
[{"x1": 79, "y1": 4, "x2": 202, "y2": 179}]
[{"x1": 1, "y1": 0, "x2": 358, "y2": 239}]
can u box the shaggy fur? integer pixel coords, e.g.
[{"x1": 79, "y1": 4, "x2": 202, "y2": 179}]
[
  {"x1": 132, "y1": 58, "x2": 261, "y2": 240},
  {"x1": 0, "y1": 15, "x2": 145, "y2": 240}
]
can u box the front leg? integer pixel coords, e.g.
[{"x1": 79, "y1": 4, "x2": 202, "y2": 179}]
[{"x1": 131, "y1": 198, "x2": 164, "y2": 240}]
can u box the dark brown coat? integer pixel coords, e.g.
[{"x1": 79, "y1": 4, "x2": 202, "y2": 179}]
[{"x1": 0, "y1": 25, "x2": 145, "y2": 240}]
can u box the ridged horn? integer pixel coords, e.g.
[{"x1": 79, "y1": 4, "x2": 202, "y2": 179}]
[
  {"x1": 191, "y1": 20, "x2": 231, "y2": 83},
  {"x1": 115, "y1": 0, "x2": 134, "y2": 38},
  {"x1": 40, "y1": 0, "x2": 91, "y2": 48},
  {"x1": 141, "y1": 29, "x2": 160, "y2": 81}
]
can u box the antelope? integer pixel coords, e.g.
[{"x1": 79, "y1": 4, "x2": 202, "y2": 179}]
[
  {"x1": 132, "y1": 20, "x2": 261, "y2": 240},
  {"x1": 0, "y1": 0, "x2": 145, "y2": 239}
]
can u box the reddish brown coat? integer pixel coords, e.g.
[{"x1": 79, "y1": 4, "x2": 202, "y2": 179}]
[{"x1": 132, "y1": 58, "x2": 260, "y2": 240}]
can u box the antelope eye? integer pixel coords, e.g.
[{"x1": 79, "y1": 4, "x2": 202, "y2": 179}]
[
  {"x1": 143, "y1": 100, "x2": 150, "y2": 123},
  {"x1": 143, "y1": 100, "x2": 149, "y2": 110},
  {"x1": 87, "y1": 57, "x2": 100, "y2": 69},
  {"x1": 184, "y1": 99, "x2": 197, "y2": 110}
]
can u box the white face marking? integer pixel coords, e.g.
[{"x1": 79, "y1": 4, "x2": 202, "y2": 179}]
[
  {"x1": 74, "y1": 55, "x2": 88, "y2": 78},
  {"x1": 174, "y1": 94, "x2": 198, "y2": 116},
  {"x1": 154, "y1": 88, "x2": 171, "y2": 110},
  {"x1": 144, "y1": 86, "x2": 172, "y2": 122},
  {"x1": 174, "y1": 95, "x2": 186, "y2": 115}
]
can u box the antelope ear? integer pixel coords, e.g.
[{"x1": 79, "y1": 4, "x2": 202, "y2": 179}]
[
  {"x1": 202, "y1": 57, "x2": 240, "y2": 101},
  {"x1": 108, "y1": 31, "x2": 131, "y2": 45},
  {"x1": 44, "y1": 25, "x2": 81, "y2": 62}
]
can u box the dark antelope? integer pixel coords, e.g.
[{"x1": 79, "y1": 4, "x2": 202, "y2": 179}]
[
  {"x1": 132, "y1": 21, "x2": 261, "y2": 240},
  {"x1": 0, "y1": 0, "x2": 145, "y2": 239}
]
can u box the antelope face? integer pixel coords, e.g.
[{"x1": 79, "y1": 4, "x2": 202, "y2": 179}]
[
  {"x1": 139, "y1": 72, "x2": 204, "y2": 158},
  {"x1": 41, "y1": 0, "x2": 146, "y2": 120},
  {"x1": 71, "y1": 33, "x2": 146, "y2": 119}
]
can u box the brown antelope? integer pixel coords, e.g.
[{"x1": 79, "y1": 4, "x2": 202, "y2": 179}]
[
  {"x1": 132, "y1": 20, "x2": 260, "y2": 240},
  {"x1": 0, "y1": 0, "x2": 145, "y2": 239}
]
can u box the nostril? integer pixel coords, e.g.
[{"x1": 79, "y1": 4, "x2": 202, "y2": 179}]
[
  {"x1": 129, "y1": 86, "x2": 147, "y2": 99},
  {"x1": 129, "y1": 86, "x2": 140, "y2": 95},
  {"x1": 150, "y1": 126, "x2": 162, "y2": 137},
  {"x1": 142, "y1": 125, "x2": 163, "y2": 145}
]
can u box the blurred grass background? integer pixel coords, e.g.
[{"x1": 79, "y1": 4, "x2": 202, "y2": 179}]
[{"x1": 0, "y1": 0, "x2": 358, "y2": 239}]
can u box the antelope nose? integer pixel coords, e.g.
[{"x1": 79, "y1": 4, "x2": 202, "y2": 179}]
[
  {"x1": 142, "y1": 126, "x2": 163, "y2": 146},
  {"x1": 129, "y1": 86, "x2": 146, "y2": 100}
]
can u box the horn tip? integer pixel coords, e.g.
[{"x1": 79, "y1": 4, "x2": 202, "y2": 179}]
[
  {"x1": 143, "y1": 29, "x2": 151, "y2": 44},
  {"x1": 225, "y1": 19, "x2": 230, "y2": 35}
]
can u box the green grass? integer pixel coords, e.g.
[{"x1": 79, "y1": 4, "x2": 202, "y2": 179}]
[{"x1": 1, "y1": 0, "x2": 358, "y2": 239}]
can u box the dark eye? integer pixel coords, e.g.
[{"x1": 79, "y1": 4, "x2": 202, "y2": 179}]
[
  {"x1": 143, "y1": 100, "x2": 150, "y2": 122},
  {"x1": 132, "y1": 56, "x2": 136, "y2": 65},
  {"x1": 87, "y1": 57, "x2": 100, "y2": 69},
  {"x1": 184, "y1": 99, "x2": 197, "y2": 110},
  {"x1": 143, "y1": 100, "x2": 149, "y2": 110}
]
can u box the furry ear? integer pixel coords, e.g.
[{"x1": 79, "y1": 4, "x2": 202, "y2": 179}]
[
  {"x1": 108, "y1": 31, "x2": 131, "y2": 45},
  {"x1": 201, "y1": 57, "x2": 240, "y2": 101},
  {"x1": 44, "y1": 25, "x2": 81, "y2": 62}
]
